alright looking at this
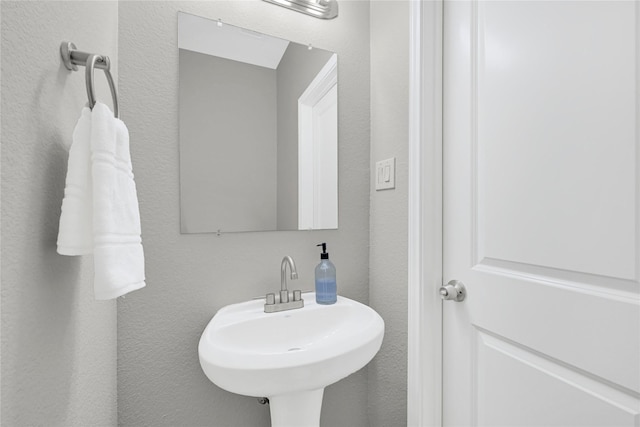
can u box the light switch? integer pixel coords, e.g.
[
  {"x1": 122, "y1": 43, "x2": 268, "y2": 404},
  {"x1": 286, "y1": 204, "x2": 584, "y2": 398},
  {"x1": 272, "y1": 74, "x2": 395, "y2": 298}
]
[{"x1": 375, "y1": 157, "x2": 395, "y2": 190}]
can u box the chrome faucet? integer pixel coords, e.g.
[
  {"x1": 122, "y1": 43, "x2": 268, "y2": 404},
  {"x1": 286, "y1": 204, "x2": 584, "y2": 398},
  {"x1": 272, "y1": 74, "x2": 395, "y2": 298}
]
[
  {"x1": 264, "y1": 256, "x2": 304, "y2": 313},
  {"x1": 280, "y1": 255, "x2": 298, "y2": 302}
]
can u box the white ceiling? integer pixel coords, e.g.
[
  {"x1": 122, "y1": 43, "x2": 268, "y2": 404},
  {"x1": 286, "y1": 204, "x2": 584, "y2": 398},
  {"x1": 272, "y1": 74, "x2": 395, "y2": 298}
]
[{"x1": 178, "y1": 12, "x2": 290, "y2": 70}]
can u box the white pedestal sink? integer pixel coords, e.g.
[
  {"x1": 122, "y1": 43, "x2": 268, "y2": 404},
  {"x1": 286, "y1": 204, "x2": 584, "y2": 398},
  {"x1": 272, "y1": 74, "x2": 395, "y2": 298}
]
[{"x1": 198, "y1": 293, "x2": 384, "y2": 427}]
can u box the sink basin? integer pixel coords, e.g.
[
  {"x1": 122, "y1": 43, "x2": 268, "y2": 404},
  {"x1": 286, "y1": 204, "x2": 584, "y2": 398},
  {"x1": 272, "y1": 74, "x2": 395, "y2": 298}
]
[{"x1": 198, "y1": 293, "x2": 384, "y2": 426}]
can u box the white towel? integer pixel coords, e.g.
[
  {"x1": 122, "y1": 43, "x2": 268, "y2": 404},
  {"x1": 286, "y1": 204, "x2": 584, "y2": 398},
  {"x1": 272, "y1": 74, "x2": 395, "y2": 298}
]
[
  {"x1": 57, "y1": 107, "x2": 93, "y2": 255},
  {"x1": 57, "y1": 102, "x2": 146, "y2": 300}
]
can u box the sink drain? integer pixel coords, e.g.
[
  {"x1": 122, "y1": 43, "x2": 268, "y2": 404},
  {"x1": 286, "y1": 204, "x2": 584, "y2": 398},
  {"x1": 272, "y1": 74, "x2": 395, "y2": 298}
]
[{"x1": 287, "y1": 347, "x2": 302, "y2": 352}]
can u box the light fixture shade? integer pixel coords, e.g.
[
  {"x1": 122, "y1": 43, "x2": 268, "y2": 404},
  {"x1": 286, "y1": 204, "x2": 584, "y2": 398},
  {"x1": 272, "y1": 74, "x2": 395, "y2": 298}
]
[{"x1": 262, "y1": 0, "x2": 338, "y2": 20}]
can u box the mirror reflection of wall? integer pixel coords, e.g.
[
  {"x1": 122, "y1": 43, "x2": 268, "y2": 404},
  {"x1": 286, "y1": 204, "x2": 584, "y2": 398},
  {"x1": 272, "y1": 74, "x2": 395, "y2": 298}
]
[{"x1": 178, "y1": 12, "x2": 338, "y2": 233}]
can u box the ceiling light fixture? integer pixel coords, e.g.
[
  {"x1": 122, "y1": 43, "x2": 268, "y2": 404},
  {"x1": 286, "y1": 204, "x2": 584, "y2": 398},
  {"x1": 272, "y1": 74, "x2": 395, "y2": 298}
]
[{"x1": 262, "y1": 0, "x2": 338, "y2": 20}]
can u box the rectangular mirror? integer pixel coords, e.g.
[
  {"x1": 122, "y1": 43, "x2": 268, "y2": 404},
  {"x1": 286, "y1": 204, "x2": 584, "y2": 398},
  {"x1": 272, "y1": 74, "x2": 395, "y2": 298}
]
[{"x1": 178, "y1": 12, "x2": 338, "y2": 233}]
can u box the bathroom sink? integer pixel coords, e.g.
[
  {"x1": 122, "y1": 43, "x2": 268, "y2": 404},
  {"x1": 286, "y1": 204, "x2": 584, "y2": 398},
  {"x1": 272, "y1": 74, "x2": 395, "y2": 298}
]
[{"x1": 198, "y1": 293, "x2": 384, "y2": 426}]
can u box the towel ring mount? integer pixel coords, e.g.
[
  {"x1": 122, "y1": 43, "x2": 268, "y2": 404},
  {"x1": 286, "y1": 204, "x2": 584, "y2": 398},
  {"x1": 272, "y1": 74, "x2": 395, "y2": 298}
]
[{"x1": 60, "y1": 41, "x2": 119, "y2": 118}]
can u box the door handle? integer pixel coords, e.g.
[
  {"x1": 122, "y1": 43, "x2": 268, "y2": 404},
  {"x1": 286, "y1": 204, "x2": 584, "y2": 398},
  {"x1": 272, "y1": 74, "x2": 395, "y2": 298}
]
[{"x1": 439, "y1": 280, "x2": 466, "y2": 302}]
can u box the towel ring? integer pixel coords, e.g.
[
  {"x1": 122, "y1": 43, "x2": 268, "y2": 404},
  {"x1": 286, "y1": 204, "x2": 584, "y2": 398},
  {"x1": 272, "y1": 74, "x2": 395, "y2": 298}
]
[{"x1": 60, "y1": 41, "x2": 119, "y2": 118}]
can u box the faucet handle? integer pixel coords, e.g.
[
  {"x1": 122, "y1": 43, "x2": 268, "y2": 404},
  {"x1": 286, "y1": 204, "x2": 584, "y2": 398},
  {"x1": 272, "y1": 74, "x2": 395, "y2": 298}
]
[
  {"x1": 280, "y1": 290, "x2": 289, "y2": 303},
  {"x1": 265, "y1": 293, "x2": 276, "y2": 305},
  {"x1": 293, "y1": 290, "x2": 302, "y2": 302}
]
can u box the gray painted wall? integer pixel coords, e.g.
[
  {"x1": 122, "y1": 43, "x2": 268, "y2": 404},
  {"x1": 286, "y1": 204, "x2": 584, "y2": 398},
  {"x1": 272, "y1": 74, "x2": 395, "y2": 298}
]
[
  {"x1": 117, "y1": 1, "x2": 370, "y2": 426},
  {"x1": 1, "y1": 1, "x2": 118, "y2": 426},
  {"x1": 179, "y1": 49, "x2": 278, "y2": 233},
  {"x1": 369, "y1": 1, "x2": 410, "y2": 426},
  {"x1": 276, "y1": 43, "x2": 334, "y2": 230},
  {"x1": 0, "y1": 1, "x2": 410, "y2": 425}
]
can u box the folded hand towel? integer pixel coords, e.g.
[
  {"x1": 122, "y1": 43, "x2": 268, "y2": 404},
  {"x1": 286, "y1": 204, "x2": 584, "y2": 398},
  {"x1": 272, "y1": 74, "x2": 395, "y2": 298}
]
[
  {"x1": 57, "y1": 102, "x2": 146, "y2": 300},
  {"x1": 57, "y1": 108, "x2": 93, "y2": 255}
]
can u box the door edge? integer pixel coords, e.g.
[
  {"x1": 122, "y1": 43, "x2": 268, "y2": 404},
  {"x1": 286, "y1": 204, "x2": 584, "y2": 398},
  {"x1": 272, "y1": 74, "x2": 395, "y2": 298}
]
[{"x1": 407, "y1": 1, "x2": 444, "y2": 426}]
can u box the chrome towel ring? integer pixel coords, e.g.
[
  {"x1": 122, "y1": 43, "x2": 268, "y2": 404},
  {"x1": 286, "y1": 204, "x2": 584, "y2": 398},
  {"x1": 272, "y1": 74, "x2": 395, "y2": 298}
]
[{"x1": 60, "y1": 41, "x2": 119, "y2": 118}]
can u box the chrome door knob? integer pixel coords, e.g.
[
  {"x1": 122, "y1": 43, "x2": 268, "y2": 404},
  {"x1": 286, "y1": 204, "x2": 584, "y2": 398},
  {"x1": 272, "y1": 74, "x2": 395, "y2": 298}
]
[{"x1": 439, "y1": 280, "x2": 466, "y2": 302}]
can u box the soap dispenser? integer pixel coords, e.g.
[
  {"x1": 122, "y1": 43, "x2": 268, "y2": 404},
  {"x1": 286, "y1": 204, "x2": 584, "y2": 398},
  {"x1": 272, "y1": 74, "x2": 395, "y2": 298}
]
[{"x1": 315, "y1": 243, "x2": 337, "y2": 305}]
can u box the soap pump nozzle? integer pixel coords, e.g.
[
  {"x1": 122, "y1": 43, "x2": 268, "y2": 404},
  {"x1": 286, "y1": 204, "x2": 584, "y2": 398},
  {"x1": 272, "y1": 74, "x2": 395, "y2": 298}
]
[{"x1": 317, "y1": 242, "x2": 329, "y2": 259}]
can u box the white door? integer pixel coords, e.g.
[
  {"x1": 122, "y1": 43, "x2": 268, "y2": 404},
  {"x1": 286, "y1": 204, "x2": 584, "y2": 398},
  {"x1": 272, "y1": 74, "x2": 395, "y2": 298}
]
[
  {"x1": 310, "y1": 83, "x2": 338, "y2": 228},
  {"x1": 298, "y1": 83, "x2": 338, "y2": 229},
  {"x1": 443, "y1": 1, "x2": 640, "y2": 425},
  {"x1": 299, "y1": 54, "x2": 338, "y2": 230}
]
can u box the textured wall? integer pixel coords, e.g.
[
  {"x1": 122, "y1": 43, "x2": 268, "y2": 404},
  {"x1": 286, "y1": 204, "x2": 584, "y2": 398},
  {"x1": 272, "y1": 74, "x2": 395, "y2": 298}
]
[
  {"x1": 369, "y1": 1, "x2": 410, "y2": 425},
  {"x1": 1, "y1": 2, "x2": 118, "y2": 426},
  {"x1": 117, "y1": 1, "x2": 370, "y2": 426}
]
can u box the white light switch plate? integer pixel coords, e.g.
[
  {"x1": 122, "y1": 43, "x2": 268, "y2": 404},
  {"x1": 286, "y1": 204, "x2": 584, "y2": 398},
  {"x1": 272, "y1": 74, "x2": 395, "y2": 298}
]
[{"x1": 375, "y1": 157, "x2": 395, "y2": 190}]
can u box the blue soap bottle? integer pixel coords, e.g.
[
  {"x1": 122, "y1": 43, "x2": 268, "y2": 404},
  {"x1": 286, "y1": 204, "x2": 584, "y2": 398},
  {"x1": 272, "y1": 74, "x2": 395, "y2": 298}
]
[{"x1": 315, "y1": 243, "x2": 337, "y2": 305}]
